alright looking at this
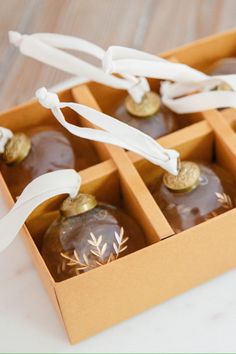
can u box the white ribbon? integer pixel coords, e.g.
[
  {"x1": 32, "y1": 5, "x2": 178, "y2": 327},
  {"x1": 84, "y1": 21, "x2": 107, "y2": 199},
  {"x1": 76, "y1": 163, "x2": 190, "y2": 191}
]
[
  {"x1": 161, "y1": 81, "x2": 236, "y2": 113},
  {"x1": 103, "y1": 46, "x2": 236, "y2": 113},
  {"x1": 36, "y1": 87, "x2": 179, "y2": 175},
  {"x1": 103, "y1": 46, "x2": 207, "y2": 82},
  {"x1": 0, "y1": 169, "x2": 81, "y2": 252},
  {"x1": 9, "y1": 31, "x2": 149, "y2": 103},
  {"x1": 0, "y1": 127, "x2": 13, "y2": 153},
  {"x1": 10, "y1": 31, "x2": 236, "y2": 112}
]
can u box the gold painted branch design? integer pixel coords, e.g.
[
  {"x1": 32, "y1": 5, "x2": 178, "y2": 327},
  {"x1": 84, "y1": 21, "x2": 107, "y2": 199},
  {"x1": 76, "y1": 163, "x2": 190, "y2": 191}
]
[
  {"x1": 60, "y1": 227, "x2": 129, "y2": 274},
  {"x1": 215, "y1": 192, "x2": 233, "y2": 209}
]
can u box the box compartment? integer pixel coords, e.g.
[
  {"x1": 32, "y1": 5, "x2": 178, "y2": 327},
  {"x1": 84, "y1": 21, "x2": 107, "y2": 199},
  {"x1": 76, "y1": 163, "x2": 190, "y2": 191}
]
[
  {"x1": 0, "y1": 88, "x2": 109, "y2": 190},
  {"x1": 131, "y1": 119, "x2": 236, "y2": 234}
]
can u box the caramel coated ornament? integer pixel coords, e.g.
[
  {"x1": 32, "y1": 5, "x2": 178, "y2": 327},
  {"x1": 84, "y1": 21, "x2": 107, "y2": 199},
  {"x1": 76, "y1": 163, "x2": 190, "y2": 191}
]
[
  {"x1": 209, "y1": 57, "x2": 236, "y2": 75},
  {"x1": 112, "y1": 91, "x2": 179, "y2": 139},
  {"x1": 152, "y1": 161, "x2": 236, "y2": 233},
  {"x1": 0, "y1": 125, "x2": 98, "y2": 198},
  {"x1": 41, "y1": 193, "x2": 146, "y2": 281}
]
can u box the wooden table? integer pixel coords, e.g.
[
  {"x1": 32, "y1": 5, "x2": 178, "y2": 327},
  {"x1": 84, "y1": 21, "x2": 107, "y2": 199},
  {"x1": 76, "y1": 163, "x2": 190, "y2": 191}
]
[{"x1": 0, "y1": 0, "x2": 236, "y2": 110}]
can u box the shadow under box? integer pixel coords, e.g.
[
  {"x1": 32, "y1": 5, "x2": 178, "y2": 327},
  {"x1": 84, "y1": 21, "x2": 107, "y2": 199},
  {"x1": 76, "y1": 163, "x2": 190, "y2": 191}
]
[
  {"x1": 0, "y1": 89, "x2": 106, "y2": 199},
  {"x1": 129, "y1": 119, "x2": 236, "y2": 235}
]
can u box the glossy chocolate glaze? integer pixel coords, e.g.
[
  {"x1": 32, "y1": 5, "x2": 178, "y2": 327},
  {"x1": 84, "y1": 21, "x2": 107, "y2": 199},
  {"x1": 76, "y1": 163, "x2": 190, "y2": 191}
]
[
  {"x1": 209, "y1": 57, "x2": 236, "y2": 75},
  {"x1": 112, "y1": 99, "x2": 179, "y2": 139},
  {"x1": 0, "y1": 125, "x2": 99, "y2": 198},
  {"x1": 152, "y1": 163, "x2": 236, "y2": 233},
  {"x1": 41, "y1": 203, "x2": 146, "y2": 281}
]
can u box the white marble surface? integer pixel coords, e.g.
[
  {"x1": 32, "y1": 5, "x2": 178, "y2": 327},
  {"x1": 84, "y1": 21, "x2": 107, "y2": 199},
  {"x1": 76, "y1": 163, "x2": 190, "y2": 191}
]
[{"x1": 1, "y1": 190, "x2": 236, "y2": 354}]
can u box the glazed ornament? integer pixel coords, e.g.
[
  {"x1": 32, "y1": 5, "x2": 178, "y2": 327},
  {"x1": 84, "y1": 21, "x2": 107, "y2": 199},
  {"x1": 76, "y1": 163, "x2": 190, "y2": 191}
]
[
  {"x1": 42, "y1": 192, "x2": 146, "y2": 281},
  {"x1": 0, "y1": 125, "x2": 97, "y2": 198},
  {"x1": 208, "y1": 57, "x2": 236, "y2": 75},
  {"x1": 0, "y1": 87, "x2": 181, "y2": 279},
  {"x1": 152, "y1": 161, "x2": 236, "y2": 233},
  {"x1": 111, "y1": 90, "x2": 179, "y2": 139},
  {"x1": 0, "y1": 169, "x2": 145, "y2": 281}
]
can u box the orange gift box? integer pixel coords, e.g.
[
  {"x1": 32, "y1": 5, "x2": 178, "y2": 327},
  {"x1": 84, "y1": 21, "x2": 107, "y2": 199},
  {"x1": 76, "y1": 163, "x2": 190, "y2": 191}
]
[{"x1": 1, "y1": 29, "x2": 236, "y2": 344}]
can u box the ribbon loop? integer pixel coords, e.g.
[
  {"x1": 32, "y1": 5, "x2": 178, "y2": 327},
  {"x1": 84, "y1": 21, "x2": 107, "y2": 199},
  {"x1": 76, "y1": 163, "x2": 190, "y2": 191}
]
[
  {"x1": 128, "y1": 77, "x2": 150, "y2": 103},
  {"x1": 10, "y1": 31, "x2": 236, "y2": 112},
  {"x1": 104, "y1": 46, "x2": 236, "y2": 113},
  {"x1": 36, "y1": 87, "x2": 179, "y2": 175},
  {"x1": 9, "y1": 31, "x2": 150, "y2": 103},
  {"x1": 0, "y1": 169, "x2": 81, "y2": 253},
  {"x1": 36, "y1": 87, "x2": 60, "y2": 109},
  {"x1": 9, "y1": 31, "x2": 24, "y2": 47},
  {"x1": 160, "y1": 78, "x2": 236, "y2": 113}
]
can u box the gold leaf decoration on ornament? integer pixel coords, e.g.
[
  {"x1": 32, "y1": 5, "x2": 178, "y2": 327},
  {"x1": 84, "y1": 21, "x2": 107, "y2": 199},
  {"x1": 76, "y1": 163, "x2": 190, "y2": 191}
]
[
  {"x1": 88, "y1": 232, "x2": 108, "y2": 258},
  {"x1": 215, "y1": 192, "x2": 233, "y2": 209},
  {"x1": 166, "y1": 203, "x2": 176, "y2": 210},
  {"x1": 166, "y1": 203, "x2": 190, "y2": 214},
  {"x1": 113, "y1": 227, "x2": 129, "y2": 257},
  {"x1": 60, "y1": 227, "x2": 129, "y2": 274},
  {"x1": 177, "y1": 204, "x2": 191, "y2": 214},
  {"x1": 56, "y1": 258, "x2": 67, "y2": 275},
  {"x1": 61, "y1": 250, "x2": 91, "y2": 271}
]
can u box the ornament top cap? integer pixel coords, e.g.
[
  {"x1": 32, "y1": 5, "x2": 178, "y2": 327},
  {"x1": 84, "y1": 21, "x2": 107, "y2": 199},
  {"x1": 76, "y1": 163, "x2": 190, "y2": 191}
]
[
  {"x1": 163, "y1": 161, "x2": 200, "y2": 193},
  {"x1": 60, "y1": 193, "x2": 98, "y2": 217}
]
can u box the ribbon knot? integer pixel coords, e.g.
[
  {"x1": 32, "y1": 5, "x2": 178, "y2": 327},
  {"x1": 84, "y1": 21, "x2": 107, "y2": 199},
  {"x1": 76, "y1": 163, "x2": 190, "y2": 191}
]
[
  {"x1": 102, "y1": 47, "x2": 115, "y2": 74},
  {"x1": 0, "y1": 128, "x2": 13, "y2": 153},
  {"x1": 8, "y1": 31, "x2": 24, "y2": 48},
  {"x1": 102, "y1": 47, "x2": 149, "y2": 103},
  {"x1": 128, "y1": 77, "x2": 150, "y2": 103},
  {"x1": 36, "y1": 87, "x2": 60, "y2": 109}
]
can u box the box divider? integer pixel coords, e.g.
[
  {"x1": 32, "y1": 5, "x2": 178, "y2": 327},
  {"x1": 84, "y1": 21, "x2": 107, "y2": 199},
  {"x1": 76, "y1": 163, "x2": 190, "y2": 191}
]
[
  {"x1": 202, "y1": 109, "x2": 236, "y2": 176},
  {"x1": 71, "y1": 85, "x2": 174, "y2": 242},
  {"x1": 71, "y1": 85, "x2": 111, "y2": 161},
  {"x1": 221, "y1": 108, "x2": 236, "y2": 126}
]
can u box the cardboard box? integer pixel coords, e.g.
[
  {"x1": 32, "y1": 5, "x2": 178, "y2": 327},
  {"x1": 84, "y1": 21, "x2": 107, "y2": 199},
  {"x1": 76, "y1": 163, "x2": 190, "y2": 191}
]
[{"x1": 1, "y1": 29, "x2": 236, "y2": 344}]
